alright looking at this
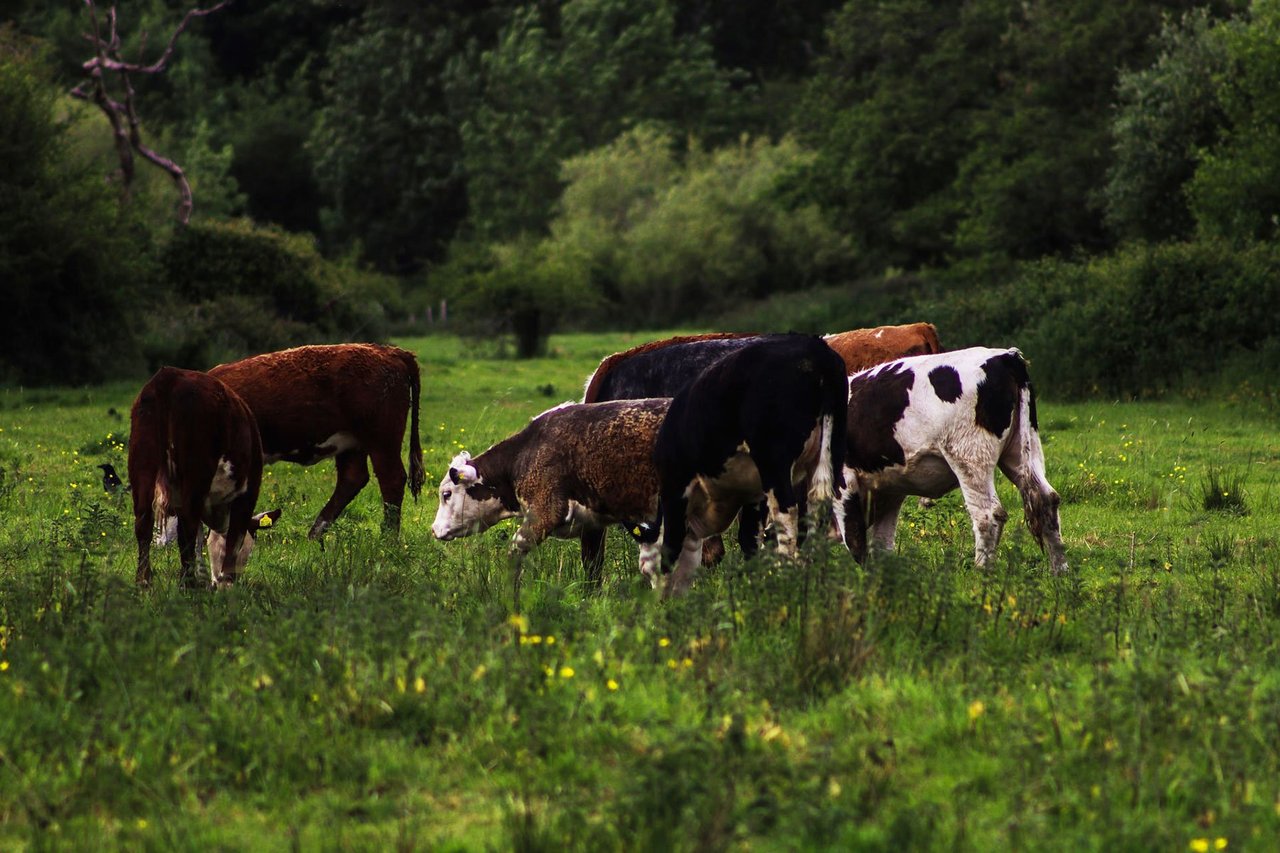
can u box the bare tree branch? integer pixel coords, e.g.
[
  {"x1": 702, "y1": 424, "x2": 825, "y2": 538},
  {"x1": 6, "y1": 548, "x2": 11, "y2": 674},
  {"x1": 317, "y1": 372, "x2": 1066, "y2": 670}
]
[
  {"x1": 80, "y1": 0, "x2": 233, "y2": 76},
  {"x1": 72, "y1": 0, "x2": 234, "y2": 224}
]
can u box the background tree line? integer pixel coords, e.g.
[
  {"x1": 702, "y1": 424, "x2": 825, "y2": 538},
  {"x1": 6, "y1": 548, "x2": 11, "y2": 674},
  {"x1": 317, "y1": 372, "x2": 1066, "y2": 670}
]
[{"x1": 3, "y1": 0, "x2": 1278, "y2": 394}]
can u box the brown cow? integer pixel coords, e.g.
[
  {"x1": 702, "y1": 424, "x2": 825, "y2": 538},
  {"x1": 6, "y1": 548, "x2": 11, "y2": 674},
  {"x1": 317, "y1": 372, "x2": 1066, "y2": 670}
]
[
  {"x1": 128, "y1": 367, "x2": 279, "y2": 588},
  {"x1": 432, "y1": 399, "x2": 670, "y2": 603},
  {"x1": 822, "y1": 322, "x2": 942, "y2": 373},
  {"x1": 209, "y1": 344, "x2": 424, "y2": 539}
]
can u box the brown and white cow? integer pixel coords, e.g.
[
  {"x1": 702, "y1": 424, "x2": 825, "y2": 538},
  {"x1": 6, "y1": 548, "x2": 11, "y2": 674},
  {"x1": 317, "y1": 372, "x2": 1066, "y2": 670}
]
[
  {"x1": 580, "y1": 323, "x2": 940, "y2": 568},
  {"x1": 837, "y1": 347, "x2": 1068, "y2": 573},
  {"x1": 128, "y1": 367, "x2": 280, "y2": 588},
  {"x1": 654, "y1": 335, "x2": 849, "y2": 595},
  {"x1": 209, "y1": 343, "x2": 425, "y2": 539},
  {"x1": 431, "y1": 399, "x2": 670, "y2": 601}
]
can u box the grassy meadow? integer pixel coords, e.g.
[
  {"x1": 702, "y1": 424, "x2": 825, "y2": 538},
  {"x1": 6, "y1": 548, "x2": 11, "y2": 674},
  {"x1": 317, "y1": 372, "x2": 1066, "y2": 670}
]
[{"x1": 1, "y1": 332, "x2": 1279, "y2": 850}]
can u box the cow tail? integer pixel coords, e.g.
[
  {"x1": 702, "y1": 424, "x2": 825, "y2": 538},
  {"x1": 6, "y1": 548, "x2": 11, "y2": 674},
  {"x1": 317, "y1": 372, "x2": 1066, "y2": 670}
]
[
  {"x1": 812, "y1": 368, "x2": 849, "y2": 504},
  {"x1": 1013, "y1": 354, "x2": 1050, "y2": 551},
  {"x1": 406, "y1": 352, "x2": 425, "y2": 499}
]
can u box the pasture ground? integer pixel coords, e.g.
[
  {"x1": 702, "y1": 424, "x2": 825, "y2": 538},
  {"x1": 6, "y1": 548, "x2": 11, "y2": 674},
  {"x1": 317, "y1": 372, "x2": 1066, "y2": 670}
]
[{"x1": 1, "y1": 333, "x2": 1278, "y2": 850}]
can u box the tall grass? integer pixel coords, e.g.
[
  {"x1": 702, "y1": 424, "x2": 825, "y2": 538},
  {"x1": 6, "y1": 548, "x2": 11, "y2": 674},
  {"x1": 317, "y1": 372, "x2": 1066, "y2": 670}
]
[{"x1": 0, "y1": 335, "x2": 1278, "y2": 848}]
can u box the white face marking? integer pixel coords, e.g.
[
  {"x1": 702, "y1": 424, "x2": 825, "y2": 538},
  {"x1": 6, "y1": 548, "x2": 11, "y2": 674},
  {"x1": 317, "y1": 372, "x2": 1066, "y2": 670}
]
[
  {"x1": 206, "y1": 456, "x2": 246, "y2": 507},
  {"x1": 431, "y1": 472, "x2": 509, "y2": 540}
]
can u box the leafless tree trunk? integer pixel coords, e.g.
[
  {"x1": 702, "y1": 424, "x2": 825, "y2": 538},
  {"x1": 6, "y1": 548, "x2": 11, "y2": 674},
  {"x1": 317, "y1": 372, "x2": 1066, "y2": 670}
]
[{"x1": 69, "y1": 0, "x2": 234, "y2": 225}]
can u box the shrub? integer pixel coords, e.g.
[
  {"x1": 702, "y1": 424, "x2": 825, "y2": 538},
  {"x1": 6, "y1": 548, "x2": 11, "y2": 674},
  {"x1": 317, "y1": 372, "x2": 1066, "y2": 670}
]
[
  {"x1": 154, "y1": 219, "x2": 403, "y2": 368},
  {"x1": 918, "y1": 239, "x2": 1280, "y2": 398}
]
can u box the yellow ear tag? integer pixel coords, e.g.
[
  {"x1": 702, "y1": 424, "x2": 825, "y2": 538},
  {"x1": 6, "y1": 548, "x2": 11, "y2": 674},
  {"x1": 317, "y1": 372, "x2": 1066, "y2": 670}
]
[
  {"x1": 259, "y1": 515, "x2": 273, "y2": 528},
  {"x1": 633, "y1": 526, "x2": 642, "y2": 536}
]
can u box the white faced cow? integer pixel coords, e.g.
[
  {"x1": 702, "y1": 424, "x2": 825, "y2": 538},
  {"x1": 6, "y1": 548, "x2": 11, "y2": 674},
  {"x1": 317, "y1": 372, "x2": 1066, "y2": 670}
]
[
  {"x1": 431, "y1": 399, "x2": 670, "y2": 601},
  {"x1": 836, "y1": 347, "x2": 1067, "y2": 573}
]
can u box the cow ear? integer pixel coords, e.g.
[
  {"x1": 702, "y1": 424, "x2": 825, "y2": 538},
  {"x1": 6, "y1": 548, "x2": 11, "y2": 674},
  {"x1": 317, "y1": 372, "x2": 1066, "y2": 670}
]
[{"x1": 448, "y1": 467, "x2": 460, "y2": 485}]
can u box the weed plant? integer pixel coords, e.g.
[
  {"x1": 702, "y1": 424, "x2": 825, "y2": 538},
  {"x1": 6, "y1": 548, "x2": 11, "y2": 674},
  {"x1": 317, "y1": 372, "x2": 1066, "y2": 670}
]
[{"x1": 0, "y1": 334, "x2": 1278, "y2": 849}]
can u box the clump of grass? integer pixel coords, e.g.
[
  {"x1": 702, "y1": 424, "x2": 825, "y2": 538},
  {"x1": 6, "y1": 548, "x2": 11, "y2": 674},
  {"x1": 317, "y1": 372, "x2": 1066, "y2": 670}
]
[{"x1": 1199, "y1": 465, "x2": 1248, "y2": 515}]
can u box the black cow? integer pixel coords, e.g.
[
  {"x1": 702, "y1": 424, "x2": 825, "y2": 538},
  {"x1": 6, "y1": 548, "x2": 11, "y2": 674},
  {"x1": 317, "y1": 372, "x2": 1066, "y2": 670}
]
[{"x1": 653, "y1": 335, "x2": 849, "y2": 595}]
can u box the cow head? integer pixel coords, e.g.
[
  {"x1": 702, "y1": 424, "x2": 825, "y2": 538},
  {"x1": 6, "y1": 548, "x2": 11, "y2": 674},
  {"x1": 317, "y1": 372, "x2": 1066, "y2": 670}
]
[
  {"x1": 206, "y1": 508, "x2": 283, "y2": 582},
  {"x1": 432, "y1": 451, "x2": 511, "y2": 540}
]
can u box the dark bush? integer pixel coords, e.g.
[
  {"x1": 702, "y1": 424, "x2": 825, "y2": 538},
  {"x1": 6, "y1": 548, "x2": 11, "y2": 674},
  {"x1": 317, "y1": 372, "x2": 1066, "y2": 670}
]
[
  {"x1": 156, "y1": 218, "x2": 405, "y2": 368},
  {"x1": 0, "y1": 28, "x2": 157, "y2": 385},
  {"x1": 920, "y1": 239, "x2": 1280, "y2": 398}
]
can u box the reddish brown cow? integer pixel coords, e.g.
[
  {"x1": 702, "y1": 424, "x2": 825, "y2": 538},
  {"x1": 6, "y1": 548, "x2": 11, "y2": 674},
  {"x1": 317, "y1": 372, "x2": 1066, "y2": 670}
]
[
  {"x1": 822, "y1": 322, "x2": 942, "y2": 372},
  {"x1": 128, "y1": 367, "x2": 278, "y2": 588},
  {"x1": 208, "y1": 343, "x2": 425, "y2": 539}
]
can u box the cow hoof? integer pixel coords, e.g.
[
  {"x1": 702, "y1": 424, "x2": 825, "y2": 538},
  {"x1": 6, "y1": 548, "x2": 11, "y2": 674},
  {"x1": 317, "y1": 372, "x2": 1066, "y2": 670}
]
[{"x1": 308, "y1": 522, "x2": 329, "y2": 541}]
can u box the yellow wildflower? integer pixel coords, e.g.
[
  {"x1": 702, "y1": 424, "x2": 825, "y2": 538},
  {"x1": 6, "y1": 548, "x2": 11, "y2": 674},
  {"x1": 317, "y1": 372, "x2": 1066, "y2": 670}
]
[
  {"x1": 968, "y1": 700, "x2": 986, "y2": 721},
  {"x1": 559, "y1": 666, "x2": 574, "y2": 679},
  {"x1": 606, "y1": 678, "x2": 619, "y2": 691}
]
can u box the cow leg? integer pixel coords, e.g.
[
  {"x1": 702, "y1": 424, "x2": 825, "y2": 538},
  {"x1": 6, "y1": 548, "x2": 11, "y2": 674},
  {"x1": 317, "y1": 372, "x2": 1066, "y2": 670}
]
[
  {"x1": 765, "y1": 491, "x2": 800, "y2": 558},
  {"x1": 658, "y1": 485, "x2": 690, "y2": 575},
  {"x1": 756, "y1": 447, "x2": 802, "y2": 558},
  {"x1": 176, "y1": 511, "x2": 205, "y2": 590},
  {"x1": 999, "y1": 458, "x2": 1069, "y2": 575},
  {"x1": 311, "y1": 450, "x2": 370, "y2": 539},
  {"x1": 214, "y1": 507, "x2": 252, "y2": 589},
  {"x1": 944, "y1": 453, "x2": 1006, "y2": 570},
  {"x1": 738, "y1": 501, "x2": 765, "y2": 559},
  {"x1": 664, "y1": 532, "x2": 706, "y2": 598},
  {"x1": 836, "y1": 487, "x2": 870, "y2": 563},
  {"x1": 580, "y1": 528, "x2": 606, "y2": 589},
  {"x1": 509, "y1": 501, "x2": 564, "y2": 610},
  {"x1": 134, "y1": 513, "x2": 153, "y2": 587},
  {"x1": 368, "y1": 445, "x2": 409, "y2": 534},
  {"x1": 866, "y1": 492, "x2": 907, "y2": 554}
]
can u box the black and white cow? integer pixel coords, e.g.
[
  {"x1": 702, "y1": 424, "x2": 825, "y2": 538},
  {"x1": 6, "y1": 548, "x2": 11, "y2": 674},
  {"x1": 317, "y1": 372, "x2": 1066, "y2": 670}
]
[
  {"x1": 654, "y1": 335, "x2": 849, "y2": 594},
  {"x1": 836, "y1": 347, "x2": 1068, "y2": 573}
]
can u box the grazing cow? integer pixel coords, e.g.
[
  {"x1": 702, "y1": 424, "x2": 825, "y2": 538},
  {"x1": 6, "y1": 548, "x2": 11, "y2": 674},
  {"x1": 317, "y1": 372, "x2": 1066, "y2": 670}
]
[
  {"x1": 128, "y1": 367, "x2": 280, "y2": 588},
  {"x1": 209, "y1": 343, "x2": 425, "y2": 539},
  {"x1": 654, "y1": 335, "x2": 848, "y2": 595},
  {"x1": 581, "y1": 323, "x2": 941, "y2": 566},
  {"x1": 836, "y1": 347, "x2": 1068, "y2": 573},
  {"x1": 431, "y1": 399, "x2": 670, "y2": 601}
]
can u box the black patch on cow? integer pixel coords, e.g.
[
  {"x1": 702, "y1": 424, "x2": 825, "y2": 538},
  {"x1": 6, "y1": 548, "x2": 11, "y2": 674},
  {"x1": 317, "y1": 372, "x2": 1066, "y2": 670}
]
[
  {"x1": 975, "y1": 352, "x2": 1029, "y2": 437},
  {"x1": 846, "y1": 362, "x2": 913, "y2": 472},
  {"x1": 466, "y1": 480, "x2": 515, "y2": 512},
  {"x1": 928, "y1": 366, "x2": 962, "y2": 402}
]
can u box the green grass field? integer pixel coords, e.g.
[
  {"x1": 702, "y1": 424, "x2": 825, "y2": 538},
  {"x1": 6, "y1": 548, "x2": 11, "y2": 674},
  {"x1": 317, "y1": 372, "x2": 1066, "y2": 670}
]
[{"x1": 1, "y1": 333, "x2": 1279, "y2": 850}]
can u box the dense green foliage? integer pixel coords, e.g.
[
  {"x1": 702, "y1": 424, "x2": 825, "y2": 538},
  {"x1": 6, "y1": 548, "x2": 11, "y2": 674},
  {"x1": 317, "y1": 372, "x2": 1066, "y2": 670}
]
[
  {"x1": 5, "y1": 0, "x2": 1280, "y2": 380},
  {"x1": 0, "y1": 28, "x2": 157, "y2": 385},
  {"x1": 2, "y1": 333, "x2": 1279, "y2": 847}
]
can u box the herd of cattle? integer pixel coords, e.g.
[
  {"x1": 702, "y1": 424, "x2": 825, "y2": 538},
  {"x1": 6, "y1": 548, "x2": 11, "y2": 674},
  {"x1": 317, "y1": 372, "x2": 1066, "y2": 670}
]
[{"x1": 126, "y1": 323, "x2": 1067, "y2": 594}]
